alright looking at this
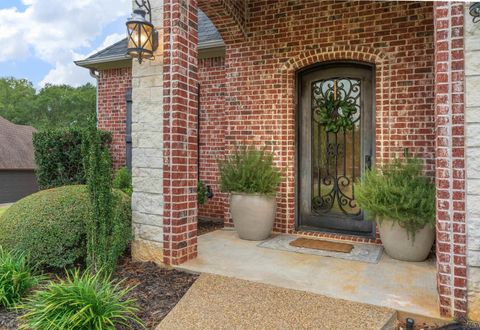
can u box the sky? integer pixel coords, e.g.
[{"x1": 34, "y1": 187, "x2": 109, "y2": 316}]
[{"x1": 0, "y1": 0, "x2": 131, "y2": 88}]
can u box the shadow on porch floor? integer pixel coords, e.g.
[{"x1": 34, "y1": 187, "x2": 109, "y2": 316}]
[{"x1": 177, "y1": 229, "x2": 440, "y2": 319}]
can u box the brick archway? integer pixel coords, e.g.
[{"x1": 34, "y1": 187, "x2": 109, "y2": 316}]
[{"x1": 274, "y1": 46, "x2": 392, "y2": 235}]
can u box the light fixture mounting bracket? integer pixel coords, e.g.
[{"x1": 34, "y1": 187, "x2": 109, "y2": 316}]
[{"x1": 134, "y1": 0, "x2": 153, "y2": 23}]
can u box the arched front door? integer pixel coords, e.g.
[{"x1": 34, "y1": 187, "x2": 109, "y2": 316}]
[{"x1": 297, "y1": 63, "x2": 375, "y2": 237}]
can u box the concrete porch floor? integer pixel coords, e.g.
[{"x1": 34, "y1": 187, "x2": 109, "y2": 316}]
[{"x1": 178, "y1": 230, "x2": 440, "y2": 319}]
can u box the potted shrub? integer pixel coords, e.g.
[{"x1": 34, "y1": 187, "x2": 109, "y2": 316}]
[
  {"x1": 219, "y1": 146, "x2": 282, "y2": 240},
  {"x1": 356, "y1": 156, "x2": 435, "y2": 262}
]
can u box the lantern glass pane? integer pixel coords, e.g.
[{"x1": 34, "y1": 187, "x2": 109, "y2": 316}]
[{"x1": 141, "y1": 24, "x2": 153, "y2": 51}]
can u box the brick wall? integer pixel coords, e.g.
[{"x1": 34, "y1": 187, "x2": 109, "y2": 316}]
[
  {"x1": 465, "y1": 1, "x2": 480, "y2": 321},
  {"x1": 201, "y1": 1, "x2": 436, "y2": 234},
  {"x1": 162, "y1": 0, "x2": 199, "y2": 265},
  {"x1": 96, "y1": 60, "x2": 227, "y2": 222},
  {"x1": 97, "y1": 67, "x2": 132, "y2": 170},
  {"x1": 198, "y1": 57, "x2": 226, "y2": 220},
  {"x1": 433, "y1": 1, "x2": 467, "y2": 318}
]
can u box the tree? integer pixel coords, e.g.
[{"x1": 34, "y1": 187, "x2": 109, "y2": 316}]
[
  {"x1": 0, "y1": 78, "x2": 37, "y2": 125},
  {"x1": 35, "y1": 84, "x2": 96, "y2": 130},
  {"x1": 0, "y1": 77, "x2": 96, "y2": 130}
]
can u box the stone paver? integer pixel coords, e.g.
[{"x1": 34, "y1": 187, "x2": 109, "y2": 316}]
[{"x1": 157, "y1": 273, "x2": 396, "y2": 330}]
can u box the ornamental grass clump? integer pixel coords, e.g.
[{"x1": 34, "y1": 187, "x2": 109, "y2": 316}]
[
  {"x1": 356, "y1": 155, "x2": 435, "y2": 240},
  {"x1": 19, "y1": 269, "x2": 143, "y2": 330},
  {"x1": 219, "y1": 146, "x2": 282, "y2": 195},
  {"x1": 0, "y1": 247, "x2": 43, "y2": 308}
]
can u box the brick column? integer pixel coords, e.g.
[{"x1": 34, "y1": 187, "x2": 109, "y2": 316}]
[
  {"x1": 465, "y1": 2, "x2": 480, "y2": 322},
  {"x1": 162, "y1": 0, "x2": 199, "y2": 265},
  {"x1": 434, "y1": 1, "x2": 467, "y2": 318}
]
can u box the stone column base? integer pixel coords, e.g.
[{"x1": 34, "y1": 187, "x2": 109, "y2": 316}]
[{"x1": 131, "y1": 239, "x2": 164, "y2": 266}]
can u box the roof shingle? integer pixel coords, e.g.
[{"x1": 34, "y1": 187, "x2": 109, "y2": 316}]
[{"x1": 0, "y1": 117, "x2": 37, "y2": 170}]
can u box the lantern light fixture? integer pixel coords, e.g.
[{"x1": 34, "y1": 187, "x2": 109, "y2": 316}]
[
  {"x1": 126, "y1": 0, "x2": 158, "y2": 64},
  {"x1": 470, "y1": 2, "x2": 480, "y2": 23}
]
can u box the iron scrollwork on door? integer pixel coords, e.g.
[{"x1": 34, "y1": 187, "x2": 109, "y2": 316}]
[{"x1": 311, "y1": 78, "x2": 362, "y2": 217}]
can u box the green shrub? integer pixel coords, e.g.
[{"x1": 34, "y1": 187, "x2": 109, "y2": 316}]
[
  {"x1": 19, "y1": 269, "x2": 143, "y2": 330},
  {"x1": 355, "y1": 156, "x2": 435, "y2": 239},
  {"x1": 113, "y1": 167, "x2": 133, "y2": 196},
  {"x1": 33, "y1": 127, "x2": 111, "y2": 189},
  {"x1": 84, "y1": 119, "x2": 126, "y2": 274},
  {"x1": 219, "y1": 146, "x2": 282, "y2": 195},
  {"x1": 197, "y1": 180, "x2": 207, "y2": 205},
  {"x1": 0, "y1": 247, "x2": 43, "y2": 308},
  {"x1": 0, "y1": 185, "x2": 131, "y2": 270}
]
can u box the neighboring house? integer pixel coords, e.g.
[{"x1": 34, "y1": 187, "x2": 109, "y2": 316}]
[
  {"x1": 0, "y1": 116, "x2": 38, "y2": 203},
  {"x1": 75, "y1": 1, "x2": 480, "y2": 320}
]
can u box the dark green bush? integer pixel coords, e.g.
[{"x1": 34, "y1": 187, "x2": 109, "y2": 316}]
[
  {"x1": 84, "y1": 120, "x2": 127, "y2": 274},
  {"x1": 19, "y1": 269, "x2": 143, "y2": 330},
  {"x1": 197, "y1": 180, "x2": 207, "y2": 205},
  {"x1": 0, "y1": 247, "x2": 44, "y2": 308},
  {"x1": 0, "y1": 185, "x2": 131, "y2": 270},
  {"x1": 113, "y1": 167, "x2": 133, "y2": 196},
  {"x1": 33, "y1": 128, "x2": 111, "y2": 189},
  {"x1": 355, "y1": 156, "x2": 435, "y2": 239},
  {"x1": 219, "y1": 146, "x2": 282, "y2": 195}
]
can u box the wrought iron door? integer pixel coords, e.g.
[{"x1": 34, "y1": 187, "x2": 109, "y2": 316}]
[{"x1": 298, "y1": 64, "x2": 374, "y2": 236}]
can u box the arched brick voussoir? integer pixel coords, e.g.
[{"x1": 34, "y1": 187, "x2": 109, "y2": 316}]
[
  {"x1": 199, "y1": 0, "x2": 248, "y2": 43},
  {"x1": 280, "y1": 46, "x2": 389, "y2": 73}
]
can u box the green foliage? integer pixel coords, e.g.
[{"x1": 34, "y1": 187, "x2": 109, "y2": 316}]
[
  {"x1": 84, "y1": 118, "x2": 128, "y2": 274},
  {"x1": 219, "y1": 146, "x2": 282, "y2": 195},
  {"x1": 197, "y1": 180, "x2": 207, "y2": 205},
  {"x1": 19, "y1": 269, "x2": 143, "y2": 330},
  {"x1": 33, "y1": 127, "x2": 111, "y2": 189},
  {"x1": 113, "y1": 167, "x2": 133, "y2": 196},
  {"x1": 35, "y1": 84, "x2": 96, "y2": 130},
  {"x1": 316, "y1": 92, "x2": 357, "y2": 133},
  {"x1": 0, "y1": 77, "x2": 96, "y2": 130},
  {"x1": 0, "y1": 185, "x2": 131, "y2": 270},
  {"x1": 0, "y1": 247, "x2": 44, "y2": 309},
  {"x1": 356, "y1": 156, "x2": 436, "y2": 239},
  {"x1": 0, "y1": 78, "x2": 36, "y2": 126}
]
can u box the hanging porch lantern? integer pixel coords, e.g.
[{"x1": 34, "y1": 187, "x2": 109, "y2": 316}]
[
  {"x1": 470, "y1": 2, "x2": 480, "y2": 23},
  {"x1": 126, "y1": 0, "x2": 158, "y2": 63}
]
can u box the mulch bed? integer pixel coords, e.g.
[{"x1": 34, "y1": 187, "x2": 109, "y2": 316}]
[
  {"x1": 198, "y1": 219, "x2": 224, "y2": 235},
  {"x1": 396, "y1": 318, "x2": 480, "y2": 330},
  {"x1": 0, "y1": 309, "x2": 18, "y2": 330},
  {"x1": 114, "y1": 257, "x2": 198, "y2": 329},
  {"x1": 0, "y1": 257, "x2": 198, "y2": 330}
]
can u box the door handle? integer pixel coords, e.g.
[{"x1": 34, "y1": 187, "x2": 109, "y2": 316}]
[{"x1": 365, "y1": 155, "x2": 372, "y2": 171}]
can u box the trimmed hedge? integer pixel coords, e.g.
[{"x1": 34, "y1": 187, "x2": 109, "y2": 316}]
[
  {"x1": 0, "y1": 185, "x2": 131, "y2": 270},
  {"x1": 33, "y1": 128, "x2": 111, "y2": 189}
]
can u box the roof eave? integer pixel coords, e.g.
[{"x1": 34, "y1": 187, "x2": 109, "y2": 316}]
[{"x1": 75, "y1": 40, "x2": 225, "y2": 69}]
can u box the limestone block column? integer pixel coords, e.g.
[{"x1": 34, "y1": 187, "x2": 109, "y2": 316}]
[{"x1": 131, "y1": 0, "x2": 166, "y2": 264}]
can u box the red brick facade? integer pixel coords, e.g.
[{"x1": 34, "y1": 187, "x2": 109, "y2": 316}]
[
  {"x1": 162, "y1": 0, "x2": 199, "y2": 265},
  {"x1": 95, "y1": 0, "x2": 469, "y2": 318},
  {"x1": 201, "y1": 1, "x2": 436, "y2": 234},
  {"x1": 97, "y1": 67, "x2": 132, "y2": 170},
  {"x1": 198, "y1": 57, "x2": 227, "y2": 220},
  {"x1": 433, "y1": 1, "x2": 467, "y2": 318}
]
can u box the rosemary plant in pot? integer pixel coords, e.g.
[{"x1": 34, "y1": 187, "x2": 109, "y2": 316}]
[
  {"x1": 356, "y1": 156, "x2": 435, "y2": 262},
  {"x1": 219, "y1": 146, "x2": 282, "y2": 240}
]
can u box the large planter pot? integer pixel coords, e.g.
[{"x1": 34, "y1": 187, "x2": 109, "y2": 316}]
[
  {"x1": 230, "y1": 193, "x2": 276, "y2": 241},
  {"x1": 378, "y1": 218, "x2": 435, "y2": 262}
]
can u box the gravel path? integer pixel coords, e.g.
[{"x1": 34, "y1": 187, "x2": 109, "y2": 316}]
[{"x1": 157, "y1": 273, "x2": 396, "y2": 330}]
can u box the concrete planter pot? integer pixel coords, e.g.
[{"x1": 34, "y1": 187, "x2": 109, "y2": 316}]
[
  {"x1": 230, "y1": 193, "x2": 276, "y2": 241},
  {"x1": 378, "y1": 218, "x2": 435, "y2": 262}
]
